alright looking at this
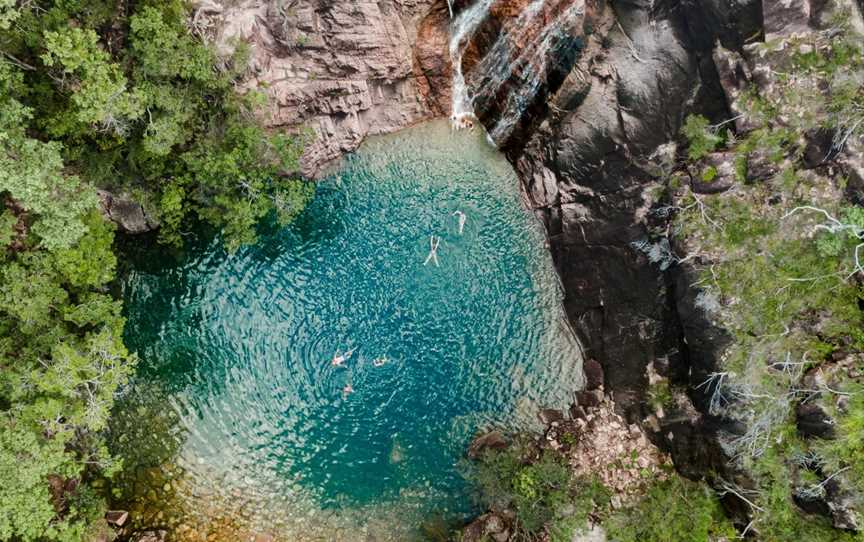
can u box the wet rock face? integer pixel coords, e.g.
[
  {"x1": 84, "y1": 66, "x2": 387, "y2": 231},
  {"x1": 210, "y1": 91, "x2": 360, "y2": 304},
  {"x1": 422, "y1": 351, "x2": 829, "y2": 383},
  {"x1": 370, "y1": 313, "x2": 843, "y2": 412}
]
[
  {"x1": 205, "y1": 0, "x2": 451, "y2": 178},
  {"x1": 459, "y1": 0, "x2": 600, "y2": 148},
  {"x1": 484, "y1": 0, "x2": 705, "y2": 416},
  {"x1": 463, "y1": 0, "x2": 767, "y2": 508}
]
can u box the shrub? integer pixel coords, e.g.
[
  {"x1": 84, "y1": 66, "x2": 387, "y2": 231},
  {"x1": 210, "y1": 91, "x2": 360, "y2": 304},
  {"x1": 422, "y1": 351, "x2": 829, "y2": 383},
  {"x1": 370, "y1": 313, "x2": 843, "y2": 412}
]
[
  {"x1": 605, "y1": 477, "x2": 736, "y2": 542},
  {"x1": 467, "y1": 443, "x2": 609, "y2": 538},
  {"x1": 682, "y1": 115, "x2": 724, "y2": 160}
]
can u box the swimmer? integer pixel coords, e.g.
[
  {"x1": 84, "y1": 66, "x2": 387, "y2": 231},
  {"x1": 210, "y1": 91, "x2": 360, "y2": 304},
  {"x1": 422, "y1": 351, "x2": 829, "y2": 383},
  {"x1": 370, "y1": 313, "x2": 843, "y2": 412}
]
[
  {"x1": 342, "y1": 384, "x2": 354, "y2": 397},
  {"x1": 372, "y1": 356, "x2": 388, "y2": 367},
  {"x1": 423, "y1": 235, "x2": 440, "y2": 267},
  {"x1": 331, "y1": 346, "x2": 357, "y2": 367},
  {"x1": 452, "y1": 211, "x2": 466, "y2": 234},
  {"x1": 451, "y1": 113, "x2": 477, "y2": 131}
]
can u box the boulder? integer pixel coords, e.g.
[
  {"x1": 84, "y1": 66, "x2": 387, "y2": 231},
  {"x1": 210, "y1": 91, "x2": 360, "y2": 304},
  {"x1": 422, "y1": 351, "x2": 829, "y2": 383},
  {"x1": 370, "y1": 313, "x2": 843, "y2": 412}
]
[
  {"x1": 570, "y1": 403, "x2": 588, "y2": 420},
  {"x1": 691, "y1": 152, "x2": 738, "y2": 194},
  {"x1": 538, "y1": 408, "x2": 564, "y2": 425},
  {"x1": 796, "y1": 402, "x2": 836, "y2": 439},
  {"x1": 98, "y1": 190, "x2": 158, "y2": 234},
  {"x1": 802, "y1": 127, "x2": 836, "y2": 168},
  {"x1": 712, "y1": 45, "x2": 756, "y2": 133},
  {"x1": 825, "y1": 477, "x2": 862, "y2": 531},
  {"x1": 467, "y1": 431, "x2": 508, "y2": 459},
  {"x1": 461, "y1": 513, "x2": 509, "y2": 542},
  {"x1": 130, "y1": 531, "x2": 167, "y2": 542},
  {"x1": 583, "y1": 358, "x2": 604, "y2": 390},
  {"x1": 745, "y1": 148, "x2": 781, "y2": 183},
  {"x1": 763, "y1": 0, "x2": 813, "y2": 37},
  {"x1": 576, "y1": 389, "x2": 603, "y2": 409},
  {"x1": 105, "y1": 510, "x2": 128, "y2": 527}
]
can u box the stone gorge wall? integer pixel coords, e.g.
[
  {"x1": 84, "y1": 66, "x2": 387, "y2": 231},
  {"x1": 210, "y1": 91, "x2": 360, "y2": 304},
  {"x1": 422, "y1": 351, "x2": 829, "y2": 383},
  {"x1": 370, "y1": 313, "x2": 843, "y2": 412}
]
[
  {"x1": 457, "y1": 0, "x2": 755, "y2": 414},
  {"x1": 454, "y1": 0, "x2": 758, "y2": 519},
  {"x1": 460, "y1": 0, "x2": 864, "y2": 530},
  {"x1": 203, "y1": 0, "x2": 453, "y2": 178}
]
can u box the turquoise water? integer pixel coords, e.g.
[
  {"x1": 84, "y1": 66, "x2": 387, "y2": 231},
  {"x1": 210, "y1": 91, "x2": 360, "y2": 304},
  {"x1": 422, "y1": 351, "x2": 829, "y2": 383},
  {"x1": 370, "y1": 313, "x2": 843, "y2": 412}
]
[{"x1": 112, "y1": 121, "x2": 582, "y2": 540}]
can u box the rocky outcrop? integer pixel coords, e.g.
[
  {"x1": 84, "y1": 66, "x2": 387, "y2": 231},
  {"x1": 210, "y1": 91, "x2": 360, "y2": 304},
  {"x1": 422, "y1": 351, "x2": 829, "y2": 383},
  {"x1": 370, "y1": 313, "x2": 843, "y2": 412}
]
[
  {"x1": 467, "y1": 430, "x2": 509, "y2": 459},
  {"x1": 554, "y1": 389, "x2": 671, "y2": 504},
  {"x1": 456, "y1": 0, "x2": 859, "y2": 532},
  {"x1": 466, "y1": 0, "x2": 713, "y2": 417},
  {"x1": 457, "y1": 0, "x2": 864, "y2": 534},
  {"x1": 201, "y1": 0, "x2": 452, "y2": 178},
  {"x1": 461, "y1": 512, "x2": 511, "y2": 542},
  {"x1": 98, "y1": 190, "x2": 159, "y2": 234}
]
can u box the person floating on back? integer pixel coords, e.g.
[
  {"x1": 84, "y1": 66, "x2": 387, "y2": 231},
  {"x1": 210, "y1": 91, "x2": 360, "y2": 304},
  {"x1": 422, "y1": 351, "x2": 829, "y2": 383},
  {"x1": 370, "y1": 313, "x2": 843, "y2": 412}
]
[
  {"x1": 453, "y1": 211, "x2": 466, "y2": 234},
  {"x1": 423, "y1": 235, "x2": 440, "y2": 267},
  {"x1": 331, "y1": 347, "x2": 357, "y2": 367}
]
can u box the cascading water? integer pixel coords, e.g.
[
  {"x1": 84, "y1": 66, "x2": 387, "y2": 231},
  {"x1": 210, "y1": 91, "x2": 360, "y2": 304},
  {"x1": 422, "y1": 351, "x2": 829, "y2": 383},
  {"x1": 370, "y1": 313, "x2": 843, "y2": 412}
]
[
  {"x1": 448, "y1": 0, "x2": 495, "y2": 129},
  {"x1": 448, "y1": 0, "x2": 588, "y2": 145},
  {"x1": 479, "y1": 0, "x2": 586, "y2": 145}
]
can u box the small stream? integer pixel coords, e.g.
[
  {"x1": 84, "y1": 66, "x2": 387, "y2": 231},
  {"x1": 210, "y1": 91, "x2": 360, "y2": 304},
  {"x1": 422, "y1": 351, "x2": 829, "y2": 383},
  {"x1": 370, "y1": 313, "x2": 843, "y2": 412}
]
[{"x1": 109, "y1": 120, "x2": 582, "y2": 541}]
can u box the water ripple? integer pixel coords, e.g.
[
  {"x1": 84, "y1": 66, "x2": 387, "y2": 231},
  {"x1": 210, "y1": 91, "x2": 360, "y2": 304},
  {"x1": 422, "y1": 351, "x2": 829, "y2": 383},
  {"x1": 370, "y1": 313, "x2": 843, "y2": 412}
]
[{"x1": 110, "y1": 120, "x2": 583, "y2": 541}]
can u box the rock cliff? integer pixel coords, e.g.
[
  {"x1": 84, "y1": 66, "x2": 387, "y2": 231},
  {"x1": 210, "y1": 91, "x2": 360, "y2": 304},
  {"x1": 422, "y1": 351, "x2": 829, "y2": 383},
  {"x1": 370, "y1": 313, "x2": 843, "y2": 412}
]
[
  {"x1": 456, "y1": 0, "x2": 864, "y2": 534},
  {"x1": 201, "y1": 0, "x2": 453, "y2": 178}
]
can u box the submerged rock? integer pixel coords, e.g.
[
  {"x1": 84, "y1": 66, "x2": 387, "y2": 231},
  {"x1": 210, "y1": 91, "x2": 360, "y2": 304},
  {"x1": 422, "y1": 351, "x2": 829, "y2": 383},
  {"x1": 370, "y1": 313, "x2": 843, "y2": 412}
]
[{"x1": 467, "y1": 430, "x2": 508, "y2": 459}]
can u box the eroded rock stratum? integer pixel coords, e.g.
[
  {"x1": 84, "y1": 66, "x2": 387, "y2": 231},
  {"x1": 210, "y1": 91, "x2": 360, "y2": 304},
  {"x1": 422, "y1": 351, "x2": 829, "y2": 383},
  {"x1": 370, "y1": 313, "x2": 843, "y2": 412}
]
[{"x1": 197, "y1": 0, "x2": 452, "y2": 178}]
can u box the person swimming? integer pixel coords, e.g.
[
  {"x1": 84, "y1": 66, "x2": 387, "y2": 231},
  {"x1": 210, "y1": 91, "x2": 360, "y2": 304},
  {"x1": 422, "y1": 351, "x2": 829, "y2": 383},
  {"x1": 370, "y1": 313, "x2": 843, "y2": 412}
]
[
  {"x1": 423, "y1": 235, "x2": 440, "y2": 267},
  {"x1": 372, "y1": 356, "x2": 388, "y2": 367},
  {"x1": 453, "y1": 211, "x2": 466, "y2": 234},
  {"x1": 331, "y1": 347, "x2": 357, "y2": 366},
  {"x1": 342, "y1": 383, "x2": 354, "y2": 397}
]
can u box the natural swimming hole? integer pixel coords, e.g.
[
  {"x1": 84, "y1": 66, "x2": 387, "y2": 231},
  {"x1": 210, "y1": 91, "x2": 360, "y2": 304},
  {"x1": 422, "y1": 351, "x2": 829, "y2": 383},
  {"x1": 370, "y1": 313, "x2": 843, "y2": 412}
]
[{"x1": 109, "y1": 121, "x2": 583, "y2": 541}]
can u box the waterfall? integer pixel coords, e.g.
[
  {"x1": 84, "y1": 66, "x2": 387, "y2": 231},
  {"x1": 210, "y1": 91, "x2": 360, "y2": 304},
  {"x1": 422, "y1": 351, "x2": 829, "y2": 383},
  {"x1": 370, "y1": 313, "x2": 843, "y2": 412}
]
[
  {"x1": 448, "y1": 0, "x2": 587, "y2": 146},
  {"x1": 481, "y1": 0, "x2": 585, "y2": 145},
  {"x1": 448, "y1": 0, "x2": 495, "y2": 130}
]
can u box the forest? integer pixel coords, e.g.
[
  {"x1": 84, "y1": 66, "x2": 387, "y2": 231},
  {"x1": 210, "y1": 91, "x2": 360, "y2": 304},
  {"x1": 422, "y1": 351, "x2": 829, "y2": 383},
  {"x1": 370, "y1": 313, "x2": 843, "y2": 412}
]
[{"x1": 0, "y1": 0, "x2": 310, "y2": 537}]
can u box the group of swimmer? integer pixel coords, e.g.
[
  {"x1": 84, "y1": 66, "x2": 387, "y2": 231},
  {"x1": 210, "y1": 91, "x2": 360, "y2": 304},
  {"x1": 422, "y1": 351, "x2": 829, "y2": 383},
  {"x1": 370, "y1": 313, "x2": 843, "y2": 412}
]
[
  {"x1": 330, "y1": 347, "x2": 389, "y2": 397},
  {"x1": 423, "y1": 211, "x2": 467, "y2": 267},
  {"x1": 333, "y1": 211, "x2": 469, "y2": 397}
]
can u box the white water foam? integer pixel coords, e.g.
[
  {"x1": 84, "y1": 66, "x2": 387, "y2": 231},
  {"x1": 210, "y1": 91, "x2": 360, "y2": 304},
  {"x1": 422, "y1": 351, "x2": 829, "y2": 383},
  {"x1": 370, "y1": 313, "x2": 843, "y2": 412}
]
[{"x1": 448, "y1": 0, "x2": 495, "y2": 130}]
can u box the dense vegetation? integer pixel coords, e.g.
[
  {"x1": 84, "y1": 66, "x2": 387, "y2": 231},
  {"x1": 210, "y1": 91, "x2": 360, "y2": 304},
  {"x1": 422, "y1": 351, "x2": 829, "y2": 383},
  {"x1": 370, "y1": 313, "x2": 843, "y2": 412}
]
[
  {"x1": 0, "y1": 0, "x2": 310, "y2": 537},
  {"x1": 664, "y1": 11, "x2": 864, "y2": 542},
  {"x1": 462, "y1": 440, "x2": 735, "y2": 542},
  {"x1": 455, "y1": 9, "x2": 864, "y2": 542}
]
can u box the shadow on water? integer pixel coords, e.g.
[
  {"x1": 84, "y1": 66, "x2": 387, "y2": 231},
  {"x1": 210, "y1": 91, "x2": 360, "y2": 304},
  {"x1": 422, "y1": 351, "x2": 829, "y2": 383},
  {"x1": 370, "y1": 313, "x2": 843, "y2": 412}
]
[{"x1": 108, "y1": 120, "x2": 582, "y2": 542}]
